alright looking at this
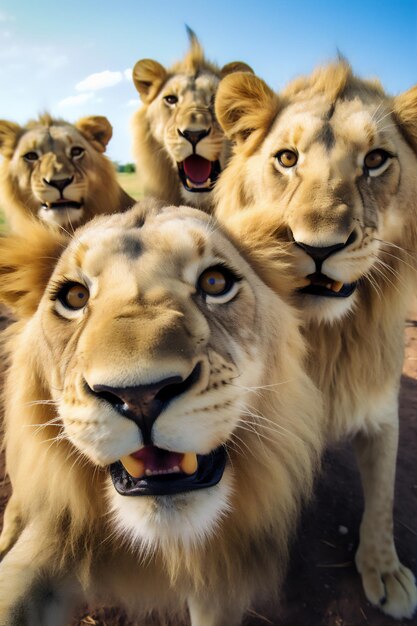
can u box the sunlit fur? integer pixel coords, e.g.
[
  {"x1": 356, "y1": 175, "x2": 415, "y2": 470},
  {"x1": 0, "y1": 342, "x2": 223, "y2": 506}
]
[
  {"x1": 0, "y1": 203, "x2": 322, "y2": 625},
  {"x1": 0, "y1": 113, "x2": 134, "y2": 232},
  {"x1": 131, "y1": 29, "x2": 252, "y2": 212},
  {"x1": 215, "y1": 62, "x2": 417, "y2": 618}
]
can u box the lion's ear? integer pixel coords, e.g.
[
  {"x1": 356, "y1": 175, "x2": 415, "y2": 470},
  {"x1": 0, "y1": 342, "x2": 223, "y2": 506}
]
[
  {"x1": 0, "y1": 222, "x2": 68, "y2": 318},
  {"x1": 132, "y1": 59, "x2": 168, "y2": 103},
  {"x1": 394, "y1": 84, "x2": 417, "y2": 154},
  {"x1": 220, "y1": 61, "x2": 254, "y2": 78},
  {"x1": 215, "y1": 72, "x2": 278, "y2": 146},
  {"x1": 75, "y1": 116, "x2": 113, "y2": 153},
  {"x1": 0, "y1": 120, "x2": 22, "y2": 158}
]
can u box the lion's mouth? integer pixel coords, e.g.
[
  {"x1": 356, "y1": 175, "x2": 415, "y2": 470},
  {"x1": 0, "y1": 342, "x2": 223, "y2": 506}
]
[
  {"x1": 110, "y1": 445, "x2": 227, "y2": 496},
  {"x1": 41, "y1": 199, "x2": 83, "y2": 211},
  {"x1": 299, "y1": 272, "x2": 358, "y2": 298},
  {"x1": 177, "y1": 156, "x2": 221, "y2": 192}
]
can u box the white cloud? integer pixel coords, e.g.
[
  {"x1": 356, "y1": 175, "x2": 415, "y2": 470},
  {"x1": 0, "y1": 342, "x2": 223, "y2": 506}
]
[
  {"x1": 0, "y1": 11, "x2": 15, "y2": 22},
  {"x1": 124, "y1": 68, "x2": 132, "y2": 81},
  {"x1": 125, "y1": 99, "x2": 138, "y2": 108},
  {"x1": 58, "y1": 92, "x2": 94, "y2": 108},
  {"x1": 0, "y1": 43, "x2": 68, "y2": 76},
  {"x1": 76, "y1": 70, "x2": 123, "y2": 92}
]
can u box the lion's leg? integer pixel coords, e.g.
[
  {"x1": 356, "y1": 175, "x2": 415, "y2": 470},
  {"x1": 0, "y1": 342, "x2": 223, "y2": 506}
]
[
  {"x1": 0, "y1": 494, "x2": 23, "y2": 556},
  {"x1": 354, "y1": 417, "x2": 417, "y2": 619},
  {"x1": 188, "y1": 595, "x2": 246, "y2": 626},
  {"x1": 0, "y1": 519, "x2": 82, "y2": 626}
]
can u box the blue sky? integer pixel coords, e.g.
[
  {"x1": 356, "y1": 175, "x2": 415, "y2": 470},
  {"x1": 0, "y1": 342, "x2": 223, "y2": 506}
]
[{"x1": 0, "y1": 0, "x2": 416, "y2": 161}]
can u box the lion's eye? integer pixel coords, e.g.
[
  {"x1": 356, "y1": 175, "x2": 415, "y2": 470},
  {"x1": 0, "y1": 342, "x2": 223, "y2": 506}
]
[
  {"x1": 59, "y1": 283, "x2": 90, "y2": 310},
  {"x1": 164, "y1": 95, "x2": 178, "y2": 106},
  {"x1": 197, "y1": 266, "x2": 240, "y2": 304},
  {"x1": 70, "y1": 146, "x2": 85, "y2": 159},
  {"x1": 364, "y1": 149, "x2": 391, "y2": 171},
  {"x1": 23, "y1": 151, "x2": 39, "y2": 162},
  {"x1": 275, "y1": 150, "x2": 298, "y2": 168}
]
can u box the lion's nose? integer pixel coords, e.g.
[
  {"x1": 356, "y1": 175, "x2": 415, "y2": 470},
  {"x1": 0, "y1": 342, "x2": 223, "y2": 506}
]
[
  {"x1": 90, "y1": 363, "x2": 202, "y2": 444},
  {"x1": 292, "y1": 230, "x2": 357, "y2": 270},
  {"x1": 178, "y1": 128, "x2": 211, "y2": 147},
  {"x1": 43, "y1": 176, "x2": 74, "y2": 192}
]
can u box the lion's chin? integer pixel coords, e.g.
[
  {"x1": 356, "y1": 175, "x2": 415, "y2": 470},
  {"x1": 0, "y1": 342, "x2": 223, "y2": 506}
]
[
  {"x1": 38, "y1": 202, "x2": 84, "y2": 227},
  {"x1": 297, "y1": 290, "x2": 358, "y2": 324},
  {"x1": 107, "y1": 467, "x2": 233, "y2": 550}
]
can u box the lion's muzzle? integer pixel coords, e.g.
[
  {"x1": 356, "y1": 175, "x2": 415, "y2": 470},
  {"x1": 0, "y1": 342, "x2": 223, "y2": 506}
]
[{"x1": 90, "y1": 362, "x2": 202, "y2": 445}]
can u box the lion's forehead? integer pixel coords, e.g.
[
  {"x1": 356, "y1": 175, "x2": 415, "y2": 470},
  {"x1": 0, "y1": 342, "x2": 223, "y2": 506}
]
[
  {"x1": 15, "y1": 125, "x2": 84, "y2": 159},
  {"x1": 68, "y1": 216, "x2": 219, "y2": 290},
  {"x1": 164, "y1": 72, "x2": 219, "y2": 101},
  {"x1": 271, "y1": 95, "x2": 393, "y2": 154}
]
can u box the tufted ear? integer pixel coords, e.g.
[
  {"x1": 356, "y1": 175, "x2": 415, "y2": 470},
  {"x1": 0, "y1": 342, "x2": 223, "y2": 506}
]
[
  {"x1": 0, "y1": 221, "x2": 68, "y2": 318},
  {"x1": 215, "y1": 72, "x2": 279, "y2": 146},
  {"x1": 220, "y1": 61, "x2": 254, "y2": 78},
  {"x1": 0, "y1": 120, "x2": 23, "y2": 158},
  {"x1": 132, "y1": 59, "x2": 168, "y2": 103},
  {"x1": 394, "y1": 84, "x2": 417, "y2": 154},
  {"x1": 75, "y1": 116, "x2": 113, "y2": 153}
]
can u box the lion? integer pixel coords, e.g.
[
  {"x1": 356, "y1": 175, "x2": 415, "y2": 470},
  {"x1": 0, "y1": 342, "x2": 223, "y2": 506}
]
[
  {"x1": 131, "y1": 28, "x2": 253, "y2": 212},
  {"x1": 0, "y1": 113, "x2": 134, "y2": 232},
  {"x1": 0, "y1": 202, "x2": 323, "y2": 625},
  {"x1": 214, "y1": 62, "x2": 417, "y2": 619}
]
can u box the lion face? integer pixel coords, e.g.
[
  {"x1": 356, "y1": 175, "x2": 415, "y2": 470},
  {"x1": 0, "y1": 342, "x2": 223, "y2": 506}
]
[
  {"x1": 0, "y1": 115, "x2": 115, "y2": 229},
  {"x1": 28, "y1": 204, "x2": 280, "y2": 548},
  {"x1": 146, "y1": 72, "x2": 225, "y2": 199},
  {"x1": 132, "y1": 30, "x2": 253, "y2": 211},
  {"x1": 215, "y1": 65, "x2": 417, "y2": 322}
]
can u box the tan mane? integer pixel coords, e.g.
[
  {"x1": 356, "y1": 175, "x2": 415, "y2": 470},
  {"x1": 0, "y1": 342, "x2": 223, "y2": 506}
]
[
  {"x1": 170, "y1": 27, "x2": 219, "y2": 76},
  {"x1": 282, "y1": 60, "x2": 385, "y2": 102}
]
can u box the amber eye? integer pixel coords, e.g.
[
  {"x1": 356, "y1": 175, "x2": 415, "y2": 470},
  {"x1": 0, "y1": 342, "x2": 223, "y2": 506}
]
[
  {"x1": 23, "y1": 151, "x2": 39, "y2": 162},
  {"x1": 60, "y1": 283, "x2": 89, "y2": 310},
  {"x1": 70, "y1": 146, "x2": 85, "y2": 159},
  {"x1": 197, "y1": 266, "x2": 238, "y2": 300},
  {"x1": 364, "y1": 149, "x2": 391, "y2": 171},
  {"x1": 164, "y1": 94, "x2": 178, "y2": 105},
  {"x1": 275, "y1": 150, "x2": 298, "y2": 168}
]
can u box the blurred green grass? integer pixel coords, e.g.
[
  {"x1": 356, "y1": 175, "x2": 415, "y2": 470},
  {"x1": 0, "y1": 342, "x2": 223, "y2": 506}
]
[
  {"x1": 0, "y1": 173, "x2": 142, "y2": 232},
  {"x1": 117, "y1": 172, "x2": 143, "y2": 201}
]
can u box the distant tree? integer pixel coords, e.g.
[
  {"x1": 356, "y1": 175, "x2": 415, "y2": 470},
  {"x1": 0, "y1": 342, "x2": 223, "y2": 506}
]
[
  {"x1": 113, "y1": 162, "x2": 136, "y2": 173},
  {"x1": 124, "y1": 163, "x2": 136, "y2": 173}
]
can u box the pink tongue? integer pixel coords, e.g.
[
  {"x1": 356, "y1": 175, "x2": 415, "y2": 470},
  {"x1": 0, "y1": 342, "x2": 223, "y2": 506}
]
[
  {"x1": 183, "y1": 155, "x2": 212, "y2": 183},
  {"x1": 132, "y1": 446, "x2": 183, "y2": 472}
]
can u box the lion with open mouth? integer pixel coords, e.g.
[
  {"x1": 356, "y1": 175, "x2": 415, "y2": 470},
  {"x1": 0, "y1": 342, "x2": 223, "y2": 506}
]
[
  {"x1": 131, "y1": 28, "x2": 253, "y2": 212},
  {"x1": 214, "y1": 61, "x2": 417, "y2": 619},
  {"x1": 0, "y1": 113, "x2": 134, "y2": 233},
  {"x1": 0, "y1": 202, "x2": 322, "y2": 625}
]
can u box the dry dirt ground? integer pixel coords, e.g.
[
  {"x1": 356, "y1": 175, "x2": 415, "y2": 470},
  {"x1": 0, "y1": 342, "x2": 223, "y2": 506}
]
[{"x1": 0, "y1": 304, "x2": 416, "y2": 626}]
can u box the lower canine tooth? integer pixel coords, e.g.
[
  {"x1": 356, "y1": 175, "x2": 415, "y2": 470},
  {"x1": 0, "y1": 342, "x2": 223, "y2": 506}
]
[
  {"x1": 180, "y1": 452, "x2": 198, "y2": 475},
  {"x1": 331, "y1": 281, "x2": 344, "y2": 293},
  {"x1": 120, "y1": 455, "x2": 145, "y2": 478}
]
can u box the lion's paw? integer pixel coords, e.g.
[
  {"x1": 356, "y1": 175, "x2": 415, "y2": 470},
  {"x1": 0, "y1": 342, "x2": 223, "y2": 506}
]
[{"x1": 357, "y1": 555, "x2": 417, "y2": 619}]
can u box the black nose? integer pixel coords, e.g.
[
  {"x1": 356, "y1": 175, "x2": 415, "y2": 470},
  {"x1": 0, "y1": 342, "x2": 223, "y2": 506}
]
[
  {"x1": 293, "y1": 230, "x2": 357, "y2": 269},
  {"x1": 91, "y1": 363, "x2": 202, "y2": 445},
  {"x1": 43, "y1": 177, "x2": 74, "y2": 192},
  {"x1": 178, "y1": 128, "x2": 211, "y2": 146}
]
